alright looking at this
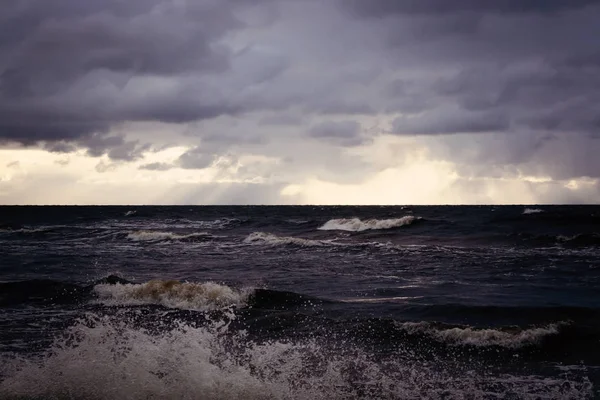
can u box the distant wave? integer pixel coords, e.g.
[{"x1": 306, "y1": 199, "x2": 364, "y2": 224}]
[
  {"x1": 396, "y1": 321, "x2": 565, "y2": 349},
  {"x1": 243, "y1": 232, "x2": 337, "y2": 247},
  {"x1": 514, "y1": 232, "x2": 600, "y2": 247},
  {"x1": 523, "y1": 208, "x2": 544, "y2": 215},
  {"x1": 194, "y1": 218, "x2": 242, "y2": 230},
  {"x1": 93, "y1": 279, "x2": 251, "y2": 311},
  {"x1": 0, "y1": 226, "x2": 57, "y2": 234},
  {"x1": 126, "y1": 230, "x2": 214, "y2": 242},
  {"x1": 318, "y1": 216, "x2": 419, "y2": 232},
  {"x1": 556, "y1": 233, "x2": 600, "y2": 246},
  {"x1": 124, "y1": 210, "x2": 137, "y2": 216}
]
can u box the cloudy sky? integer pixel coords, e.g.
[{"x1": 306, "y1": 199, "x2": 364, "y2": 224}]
[{"x1": 1, "y1": 0, "x2": 599, "y2": 204}]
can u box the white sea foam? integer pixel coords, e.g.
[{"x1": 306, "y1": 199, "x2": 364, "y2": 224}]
[
  {"x1": 0, "y1": 226, "x2": 56, "y2": 234},
  {"x1": 0, "y1": 316, "x2": 591, "y2": 400},
  {"x1": 397, "y1": 321, "x2": 565, "y2": 348},
  {"x1": 523, "y1": 208, "x2": 544, "y2": 215},
  {"x1": 124, "y1": 210, "x2": 137, "y2": 216},
  {"x1": 126, "y1": 230, "x2": 213, "y2": 242},
  {"x1": 93, "y1": 280, "x2": 251, "y2": 311},
  {"x1": 193, "y1": 218, "x2": 241, "y2": 229},
  {"x1": 243, "y1": 232, "x2": 337, "y2": 247},
  {"x1": 318, "y1": 216, "x2": 419, "y2": 232}
]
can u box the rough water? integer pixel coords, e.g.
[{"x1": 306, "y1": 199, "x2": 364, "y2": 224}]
[{"x1": 0, "y1": 205, "x2": 599, "y2": 399}]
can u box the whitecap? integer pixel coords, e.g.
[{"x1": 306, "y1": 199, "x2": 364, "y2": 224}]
[
  {"x1": 523, "y1": 208, "x2": 544, "y2": 215},
  {"x1": 243, "y1": 232, "x2": 338, "y2": 247},
  {"x1": 126, "y1": 230, "x2": 213, "y2": 242},
  {"x1": 93, "y1": 280, "x2": 251, "y2": 311},
  {"x1": 396, "y1": 321, "x2": 566, "y2": 348},
  {"x1": 318, "y1": 216, "x2": 419, "y2": 232}
]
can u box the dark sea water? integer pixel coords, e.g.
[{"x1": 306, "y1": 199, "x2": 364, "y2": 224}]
[{"x1": 0, "y1": 205, "x2": 599, "y2": 399}]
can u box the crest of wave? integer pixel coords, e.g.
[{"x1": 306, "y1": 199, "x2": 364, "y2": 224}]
[
  {"x1": 397, "y1": 322, "x2": 565, "y2": 349},
  {"x1": 94, "y1": 280, "x2": 251, "y2": 311},
  {"x1": 522, "y1": 208, "x2": 544, "y2": 215},
  {"x1": 0, "y1": 315, "x2": 592, "y2": 400},
  {"x1": 243, "y1": 232, "x2": 335, "y2": 247},
  {"x1": 126, "y1": 231, "x2": 212, "y2": 242},
  {"x1": 318, "y1": 216, "x2": 419, "y2": 232}
]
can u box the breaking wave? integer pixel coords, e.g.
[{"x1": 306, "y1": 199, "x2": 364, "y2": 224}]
[
  {"x1": 0, "y1": 315, "x2": 592, "y2": 400},
  {"x1": 126, "y1": 230, "x2": 214, "y2": 242},
  {"x1": 396, "y1": 321, "x2": 565, "y2": 349},
  {"x1": 523, "y1": 208, "x2": 544, "y2": 215},
  {"x1": 243, "y1": 232, "x2": 337, "y2": 247},
  {"x1": 318, "y1": 216, "x2": 419, "y2": 232},
  {"x1": 93, "y1": 280, "x2": 251, "y2": 311}
]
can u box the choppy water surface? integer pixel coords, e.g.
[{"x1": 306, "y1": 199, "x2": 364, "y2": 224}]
[{"x1": 0, "y1": 205, "x2": 599, "y2": 399}]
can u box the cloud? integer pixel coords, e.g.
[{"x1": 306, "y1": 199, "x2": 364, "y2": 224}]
[
  {"x1": 139, "y1": 162, "x2": 174, "y2": 171},
  {"x1": 0, "y1": 0, "x2": 249, "y2": 150},
  {"x1": 308, "y1": 120, "x2": 365, "y2": 146},
  {"x1": 392, "y1": 108, "x2": 509, "y2": 135},
  {"x1": 2, "y1": 0, "x2": 600, "y2": 204},
  {"x1": 343, "y1": 0, "x2": 597, "y2": 17},
  {"x1": 177, "y1": 147, "x2": 216, "y2": 170}
]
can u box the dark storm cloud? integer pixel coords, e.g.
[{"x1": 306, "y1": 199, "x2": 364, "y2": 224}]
[
  {"x1": 392, "y1": 109, "x2": 510, "y2": 135},
  {"x1": 0, "y1": 0, "x2": 248, "y2": 150},
  {"x1": 308, "y1": 120, "x2": 365, "y2": 146},
  {"x1": 343, "y1": 0, "x2": 598, "y2": 16},
  {"x1": 2, "y1": 0, "x2": 600, "y2": 191}
]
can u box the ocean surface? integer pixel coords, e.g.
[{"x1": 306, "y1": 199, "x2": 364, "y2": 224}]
[{"x1": 0, "y1": 205, "x2": 599, "y2": 399}]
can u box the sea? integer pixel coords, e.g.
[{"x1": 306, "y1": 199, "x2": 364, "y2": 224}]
[{"x1": 0, "y1": 205, "x2": 599, "y2": 399}]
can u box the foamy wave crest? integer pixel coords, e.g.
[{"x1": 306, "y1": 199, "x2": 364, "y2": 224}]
[
  {"x1": 0, "y1": 316, "x2": 592, "y2": 400},
  {"x1": 244, "y1": 232, "x2": 336, "y2": 247},
  {"x1": 126, "y1": 230, "x2": 213, "y2": 242},
  {"x1": 195, "y1": 218, "x2": 242, "y2": 229},
  {"x1": 523, "y1": 208, "x2": 544, "y2": 215},
  {"x1": 318, "y1": 216, "x2": 419, "y2": 232},
  {"x1": 93, "y1": 280, "x2": 251, "y2": 311},
  {"x1": 397, "y1": 322, "x2": 564, "y2": 348},
  {"x1": 124, "y1": 210, "x2": 137, "y2": 216}
]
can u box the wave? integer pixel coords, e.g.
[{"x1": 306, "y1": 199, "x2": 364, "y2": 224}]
[
  {"x1": 396, "y1": 321, "x2": 565, "y2": 349},
  {"x1": 0, "y1": 226, "x2": 57, "y2": 235},
  {"x1": 126, "y1": 230, "x2": 214, "y2": 242},
  {"x1": 318, "y1": 216, "x2": 419, "y2": 232},
  {"x1": 124, "y1": 210, "x2": 137, "y2": 216},
  {"x1": 194, "y1": 218, "x2": 242, "y2": 230},
  {"x1": 0, "y1": 315, "x2": 592, "y2": 400},
  {"x1": 93, "y1": 280, "x2": 251, "y2": 311},
  {"x1": 522, "y1": 208, "x2": 544, "y2": 215},
  {"x1": 556, "y1": 233, "x2": 600, "y2": 246},
  {"x1": 243, "y1": 232, "x2": 338, "y2": 247},
  {"x1": 514, "y1": 232, "x2": 600, "y2": 247}
]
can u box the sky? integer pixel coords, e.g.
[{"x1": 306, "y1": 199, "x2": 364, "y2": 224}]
[{"x1": 1, "y1": 0, "x2": 599, "y2": 205}]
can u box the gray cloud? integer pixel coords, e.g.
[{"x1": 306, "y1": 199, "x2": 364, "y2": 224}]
[
  {"x1": 309, "y1": 120, "x2": 365, "y2": 146},
  {"x1": 343, "y1": 0, "x2": 597, "y2": 17},
  {"x1": 138, "y1": 162, "x2": 174, "y2": 171},
  {"x1": 2, "y1": 0, "x2": 600, "y2": 204},
  {"x1": 393, "y1": 108, "x2": 510, "y2": 135},
  {"x1": 177, "y1": 147, "x2": 216, "y2": 170},
  {"x1": 0, "y1": 0, "x2": 249, "y2": 150}
]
